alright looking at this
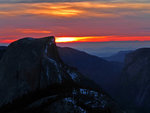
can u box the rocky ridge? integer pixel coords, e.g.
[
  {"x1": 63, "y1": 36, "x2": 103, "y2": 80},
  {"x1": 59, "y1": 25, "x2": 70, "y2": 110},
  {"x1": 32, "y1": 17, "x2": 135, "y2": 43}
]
[
  {"x1": 0, "y1": 36, "x2": 123, "y2": 113},
  {"x1": 120, "y1": 48, "x2": 150, "y2": 112}
]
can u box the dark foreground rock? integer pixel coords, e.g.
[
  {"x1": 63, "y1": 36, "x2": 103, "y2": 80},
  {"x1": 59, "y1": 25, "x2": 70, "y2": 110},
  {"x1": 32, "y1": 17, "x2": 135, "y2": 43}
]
[{"x1": 0, "y1": 36, "x2": 123, "y2": 113}]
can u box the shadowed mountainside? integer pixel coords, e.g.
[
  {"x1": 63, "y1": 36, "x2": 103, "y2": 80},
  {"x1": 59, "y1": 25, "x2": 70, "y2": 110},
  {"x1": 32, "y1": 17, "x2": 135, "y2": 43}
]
[
  {"x1": 119, "y1": 48, "x2": 150, "y2": 113},
  {"x1": 0, "y1": 37, "x2": 123, "y2": 113},
  {"x1": 58, "y1": 47, "x2": 123, "y2": 96},
  {"x1": 103, "y1": 51, "x2": 132, "y2": 63}
]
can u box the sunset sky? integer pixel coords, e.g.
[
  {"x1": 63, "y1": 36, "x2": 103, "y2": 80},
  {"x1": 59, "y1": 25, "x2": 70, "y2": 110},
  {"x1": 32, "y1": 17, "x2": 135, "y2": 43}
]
[{"x1": 0, "y1": 0, "x2": 150, "y2": 43}]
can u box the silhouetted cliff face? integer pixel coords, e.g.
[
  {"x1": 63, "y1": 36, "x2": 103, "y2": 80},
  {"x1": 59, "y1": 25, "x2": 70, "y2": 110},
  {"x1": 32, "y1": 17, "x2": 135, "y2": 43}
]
[
  {"x1": 0, "y1": 36, "x2": 123, "y2": 113},
  {"x1": 121, "y1": 48, "x2": 150, "y2": 112},
  {"x1": 0, "y1": 37, "x2": 73, "y2": 106}
]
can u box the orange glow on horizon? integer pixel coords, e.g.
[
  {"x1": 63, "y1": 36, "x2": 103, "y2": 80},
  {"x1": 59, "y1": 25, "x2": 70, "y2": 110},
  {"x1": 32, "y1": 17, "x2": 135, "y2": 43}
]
[
  {"x1": 0, "y1": 39, "x2": 17, "y2": 44},
  {"x1": 56, "y1": 36, "x2": 150, "y2": 43},
  {"x1": 0, "y1": 36, "x2": 150, "y2": 44},
  {"x1": 56, "y1": 37, "x2": 78, "y2": 43}
]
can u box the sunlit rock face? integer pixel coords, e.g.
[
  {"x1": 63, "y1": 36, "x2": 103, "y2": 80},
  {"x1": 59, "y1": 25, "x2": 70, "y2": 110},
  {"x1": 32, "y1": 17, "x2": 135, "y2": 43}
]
[
  {"x1": 0, "y1": 36, "x2": 72, "y2": 106},
  {"x1": 121, "y1": 48, "x2": 150, "y2": 112}
]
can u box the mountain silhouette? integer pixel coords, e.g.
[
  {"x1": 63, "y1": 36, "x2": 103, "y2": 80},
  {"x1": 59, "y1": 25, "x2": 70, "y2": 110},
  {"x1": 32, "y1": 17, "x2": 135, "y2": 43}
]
[{"x1": 0, "y1": 36, "x2": 123, "y2": 113}]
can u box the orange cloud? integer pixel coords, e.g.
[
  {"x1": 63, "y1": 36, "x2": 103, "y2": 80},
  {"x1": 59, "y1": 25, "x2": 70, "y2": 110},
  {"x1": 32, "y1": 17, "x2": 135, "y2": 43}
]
[
  {"x1": 0, "y1": 2, "x2": 150, "y2": 18},
  {"x1": 16, "y1": 29, "x2": 50, "y2": 34},
  {"x1": 0, "y1": 1, "x2": 150, "y2": 43}
]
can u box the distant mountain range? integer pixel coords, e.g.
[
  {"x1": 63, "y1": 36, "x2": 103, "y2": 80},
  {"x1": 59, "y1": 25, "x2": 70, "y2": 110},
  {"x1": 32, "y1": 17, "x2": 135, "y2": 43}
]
[
  {"x1": 103, "y1": 51, "x2": 132, "y2": 63},
  {"x1": 58, "y1": 41, "x2": 150, "y2": 57}
]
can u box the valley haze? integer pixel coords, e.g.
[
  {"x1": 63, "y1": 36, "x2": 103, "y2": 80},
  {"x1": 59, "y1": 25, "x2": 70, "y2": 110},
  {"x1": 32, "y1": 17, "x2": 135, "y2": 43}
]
[
  {"x1": 1, "y1": 40, "x2": 150, "y2": 57},
  {"x1": 58, "y1": 41, "x2": 150, "y2": 57}
]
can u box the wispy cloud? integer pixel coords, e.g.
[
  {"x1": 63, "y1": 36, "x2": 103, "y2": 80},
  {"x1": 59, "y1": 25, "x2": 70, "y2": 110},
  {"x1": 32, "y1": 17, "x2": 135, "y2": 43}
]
[
  {"x1": 0, "y1": 1, "x2": 150, "y2": 42},
  {"x1": 0, "y1": 0, "x2": 150, "y2": 3},
  {"x1": 16, "y1": 28, "x2": 50, "y2": 34},
  {"x1": 0, "y1": 2, "x2": 150, "y2": 18},
  {"x1": 0, "y1": 0, "x2": 99, "y2": 3}
]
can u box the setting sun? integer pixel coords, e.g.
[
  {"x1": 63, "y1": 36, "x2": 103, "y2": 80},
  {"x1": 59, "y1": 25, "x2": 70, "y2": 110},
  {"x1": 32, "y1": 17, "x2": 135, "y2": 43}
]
[{"x1": 56, "y1": 37, "x2": 78, "y2": 43}]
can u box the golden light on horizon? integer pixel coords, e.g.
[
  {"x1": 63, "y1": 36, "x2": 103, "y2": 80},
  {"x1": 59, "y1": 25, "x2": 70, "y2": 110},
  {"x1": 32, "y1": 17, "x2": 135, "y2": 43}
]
[
  {"x1": 56, "y1": 37, "x2": 78, "y2": 43},
  {"x1": 0, "y1": 36, "x2": 150, "y2": 44},
  {"x1": 56, "y1": 36, "x2": 150, "y2": 43},
  {"x1": 56, "y1": 36, "x2": 109, "y2": 43}
]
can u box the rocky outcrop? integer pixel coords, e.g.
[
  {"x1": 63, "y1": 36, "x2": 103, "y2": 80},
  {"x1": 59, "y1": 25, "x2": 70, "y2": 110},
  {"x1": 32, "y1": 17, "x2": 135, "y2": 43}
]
[
  {"x1": 120, "y1": 48, "x2": 150, "y2": 112},
  {"x1": 0, "y1": 36, "x2": 123, "y2": 113},
  {"x1": 0, "y1": 36, "x2": 72, "y2": 106}
]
